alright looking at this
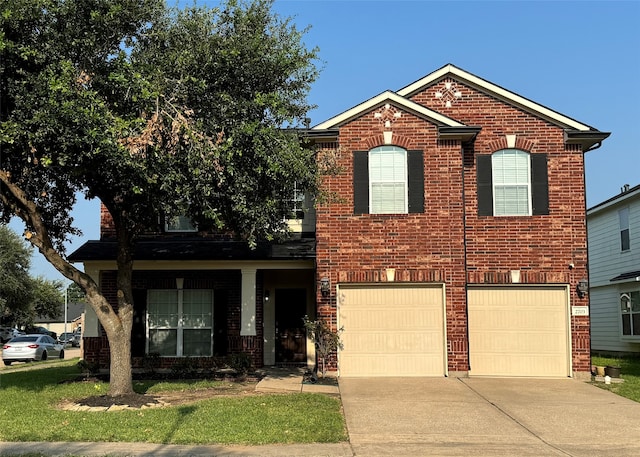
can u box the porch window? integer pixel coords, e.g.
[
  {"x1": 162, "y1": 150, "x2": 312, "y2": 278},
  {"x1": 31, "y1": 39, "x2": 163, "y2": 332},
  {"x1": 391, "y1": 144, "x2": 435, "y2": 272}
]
[{"x1": 147, "y1": 289, "x2": 213, "y2": 356}]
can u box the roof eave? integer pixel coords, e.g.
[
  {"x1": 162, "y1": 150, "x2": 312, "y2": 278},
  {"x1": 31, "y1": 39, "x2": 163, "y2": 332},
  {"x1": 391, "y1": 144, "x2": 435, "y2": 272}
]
[
  {"x1": 564, "y1": 130, "x2": 611, "y2": 151},
  {"x1": 438, "y1": 126, "x2": 482, "y2": 142}
]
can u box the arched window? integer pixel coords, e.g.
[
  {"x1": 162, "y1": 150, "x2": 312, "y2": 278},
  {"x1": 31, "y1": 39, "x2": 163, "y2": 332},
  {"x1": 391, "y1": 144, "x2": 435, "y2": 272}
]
[
  {"x1": 368, "y1": 146, "x2": 408, "y2": 214},
  {"x1": 491, "y1": 149, "x2": 531, "y2": 216}
]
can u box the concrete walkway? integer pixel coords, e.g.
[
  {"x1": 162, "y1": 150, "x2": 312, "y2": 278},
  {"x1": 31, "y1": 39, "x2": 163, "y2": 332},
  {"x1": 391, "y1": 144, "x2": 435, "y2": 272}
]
[{"x1": 255, "y1": 367, "x2": 340, "y2": 395}]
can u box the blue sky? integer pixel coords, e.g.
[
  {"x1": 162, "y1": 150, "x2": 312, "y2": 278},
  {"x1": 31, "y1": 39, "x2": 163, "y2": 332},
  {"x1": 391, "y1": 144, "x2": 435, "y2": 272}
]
[{"x1": 10, "y1": 0, "x2": 640, "y2": 282}]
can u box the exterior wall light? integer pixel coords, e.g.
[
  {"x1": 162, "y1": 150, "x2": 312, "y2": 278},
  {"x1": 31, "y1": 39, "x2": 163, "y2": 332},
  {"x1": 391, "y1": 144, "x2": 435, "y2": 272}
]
[
  {"x1": 576, "y1": 278, "x2": 589, "y2": 298},
  {"x1": 264, "y1": 290, "x2": 270, "y2": 302},
  {"x1": 320, "y1": 277, "x2": 330, "y2": 297}
]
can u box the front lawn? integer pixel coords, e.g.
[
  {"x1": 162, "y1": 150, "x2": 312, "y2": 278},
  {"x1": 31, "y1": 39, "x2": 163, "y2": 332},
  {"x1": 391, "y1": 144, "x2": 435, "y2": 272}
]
[
  {"x1": 0, "y1": 361, "x2": 347, "y2": 445},
  {"x1": 591, "y1": 355, "x2": 640, "y2": 403}
]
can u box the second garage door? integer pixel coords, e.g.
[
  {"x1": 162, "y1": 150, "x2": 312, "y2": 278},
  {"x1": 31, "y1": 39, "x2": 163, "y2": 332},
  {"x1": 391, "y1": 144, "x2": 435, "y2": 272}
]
[
  {"x1": 468, "y1": 286, "x2": 570, "y2": 377},
  {"x1": 338, "y1": 284, "x2": 446, "y2": 377}
]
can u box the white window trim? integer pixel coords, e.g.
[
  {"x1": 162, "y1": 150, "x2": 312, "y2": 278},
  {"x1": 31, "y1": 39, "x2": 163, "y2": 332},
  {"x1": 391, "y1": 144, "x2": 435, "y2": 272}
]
[
  {"x1": 619, "y1": 288, "x2": 640, "y2": 340},
  {"x1": 491, "y1": 149, "x2": 532, "y2": 216},
  {"x1": 146, "y1": 289, "x2": 214, "y2": 357},
  {"x1": 368, "y1": 146, "x2": 408, "y2": 214},
  {"x1": 619, "y1": 207, "x2": 630, "y2": 252},
  {"x1": 164, "y1": 214, "x2": 198, "y2": 233}
]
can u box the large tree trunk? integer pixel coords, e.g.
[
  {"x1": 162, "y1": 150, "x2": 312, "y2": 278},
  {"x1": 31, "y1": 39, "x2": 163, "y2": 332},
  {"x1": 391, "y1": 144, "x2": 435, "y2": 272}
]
[
  {"x1": 86, "y1": 289, "x2": 135, "y2": 396},
  {"x1": 104, "y1": 315, "x2": 134, "y2": 396}
]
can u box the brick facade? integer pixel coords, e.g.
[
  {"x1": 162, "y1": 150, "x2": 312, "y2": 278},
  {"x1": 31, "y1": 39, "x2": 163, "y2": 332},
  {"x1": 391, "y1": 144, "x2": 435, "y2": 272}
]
[{"x1": 313, "y1": 66, "x2": 602, "y2": 375}]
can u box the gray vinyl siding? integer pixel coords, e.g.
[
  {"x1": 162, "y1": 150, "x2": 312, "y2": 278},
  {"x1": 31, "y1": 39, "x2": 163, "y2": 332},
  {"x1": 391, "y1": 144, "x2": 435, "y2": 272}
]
[
  {"x1": 587, "y1": 190, "x2": 640, "y2": 353},
  {"x1": 590, "y1": 285, "x2": 640, "y2": 353}
]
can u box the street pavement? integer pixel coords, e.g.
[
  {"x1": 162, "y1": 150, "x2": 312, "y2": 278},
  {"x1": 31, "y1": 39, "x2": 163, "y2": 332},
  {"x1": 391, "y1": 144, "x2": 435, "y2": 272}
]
[{"x1": 1, "y1": 366, "x2": 640, "y2": 456}]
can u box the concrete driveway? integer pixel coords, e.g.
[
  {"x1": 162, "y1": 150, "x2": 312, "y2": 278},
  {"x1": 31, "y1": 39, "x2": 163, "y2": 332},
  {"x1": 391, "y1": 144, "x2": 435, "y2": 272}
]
[{"x1": 339, "y1": 377, "x2": 640, "y2": 456}]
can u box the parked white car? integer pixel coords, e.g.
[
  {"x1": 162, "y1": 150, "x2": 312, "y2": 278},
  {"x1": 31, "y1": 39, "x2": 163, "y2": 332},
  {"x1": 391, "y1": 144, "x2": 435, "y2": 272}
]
[{"x1": 2, "y1": 334, "x2": 65, "y2": 365}]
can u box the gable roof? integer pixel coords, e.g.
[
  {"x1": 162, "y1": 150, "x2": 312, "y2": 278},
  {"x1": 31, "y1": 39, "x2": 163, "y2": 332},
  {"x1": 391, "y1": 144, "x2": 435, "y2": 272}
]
[
  {"x1": 312, "y1": 64, "x2": 609, "y2": 150},
  {"x1": 313, "y1": 90, "x2": 466, "y2": 130},
  {"x1": 397, "y1": 64, "x2": 597, "y2": 132}
]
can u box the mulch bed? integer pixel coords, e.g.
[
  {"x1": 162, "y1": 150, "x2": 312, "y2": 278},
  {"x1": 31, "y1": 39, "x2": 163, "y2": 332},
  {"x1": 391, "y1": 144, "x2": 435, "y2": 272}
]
[{"x1": 65, "y1": 371, "x2": 264, "y2": 409}]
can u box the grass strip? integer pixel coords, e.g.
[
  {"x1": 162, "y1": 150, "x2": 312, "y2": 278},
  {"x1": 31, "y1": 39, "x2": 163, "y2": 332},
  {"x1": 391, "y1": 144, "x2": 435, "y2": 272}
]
[
  {"x1": 0, "y1": 362, "x2": 346, "y2": 445},
  {"x1": 591, "y1": 354, "x2": 640, "y2": 403}
]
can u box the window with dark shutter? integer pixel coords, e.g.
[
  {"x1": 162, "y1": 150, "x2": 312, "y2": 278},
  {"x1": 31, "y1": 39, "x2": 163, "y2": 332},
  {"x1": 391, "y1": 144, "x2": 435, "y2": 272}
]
[
  {"x1": 477, "y1": 151, "x2": 549, "y2": 216},
  {"x1": 477, "y1": 155, "x2": 493, "y2": 216},
  {"x1": 353, "y1": 151, "x2": 369, "y2": 214},
  {"x1": 407, "y1": 150, "x2": 424, "y2": 213},
  {"x1": 531, "y1": 154, "x2": 549, "y2": 215}
]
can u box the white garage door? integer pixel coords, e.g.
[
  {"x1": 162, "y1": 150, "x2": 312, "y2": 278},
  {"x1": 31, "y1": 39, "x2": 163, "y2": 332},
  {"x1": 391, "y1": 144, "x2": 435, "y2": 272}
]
[
  {"x1": 338, "y1": 284, "x2": 445, "y2": 377},
  {"x1": 468, "y1": 286, "x2": 570, "y2": 377}
]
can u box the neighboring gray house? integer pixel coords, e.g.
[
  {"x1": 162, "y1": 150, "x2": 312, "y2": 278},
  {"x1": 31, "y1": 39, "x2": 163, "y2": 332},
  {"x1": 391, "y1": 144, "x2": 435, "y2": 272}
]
[
  {"x1": 587, "y1": 184, "x2": 640, "y2": 354},
  {"x1": 35, "y1": 302, "x2": 85, "y2": 337}
]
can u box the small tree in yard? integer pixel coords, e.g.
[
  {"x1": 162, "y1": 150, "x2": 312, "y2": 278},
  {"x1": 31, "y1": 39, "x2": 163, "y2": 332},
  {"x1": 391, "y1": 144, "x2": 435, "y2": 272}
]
[
  {"x1": 303, "y1": 316, "x2": 343, "y2": 378},
  {"x1": 1, "y1": 0, "x2": 319, "y2": 396}
]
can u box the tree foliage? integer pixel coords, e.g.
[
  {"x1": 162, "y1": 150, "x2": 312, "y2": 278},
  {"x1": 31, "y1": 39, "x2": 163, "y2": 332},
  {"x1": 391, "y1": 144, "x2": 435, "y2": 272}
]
[
  {"x1": 0, "y1": 225, "x2": 63, "y2": 326},
  {"x1": 1, "y1": 0, "x2": 319, "y2": 395}
]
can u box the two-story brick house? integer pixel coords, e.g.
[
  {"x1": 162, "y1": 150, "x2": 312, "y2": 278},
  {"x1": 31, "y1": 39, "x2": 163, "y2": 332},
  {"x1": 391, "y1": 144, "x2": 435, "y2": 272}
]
[
  {"x1": 311, "y1": 64, "x2": 608, "y2": 378},
  {"x1": 588, "y1": 184, "x2": 640, "y2": 354},
  {"x1": 70, "y1": 64, "x2": 609, "y2": 378}
]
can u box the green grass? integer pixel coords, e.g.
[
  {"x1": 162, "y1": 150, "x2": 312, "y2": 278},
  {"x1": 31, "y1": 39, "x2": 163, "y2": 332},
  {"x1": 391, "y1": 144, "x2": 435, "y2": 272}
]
[
  {"x1": 0, "y1": 361, "x2": 347, "y2": 445},
  {"x1": 591, "y1": 354, "x2": 640, "y2": 403}
]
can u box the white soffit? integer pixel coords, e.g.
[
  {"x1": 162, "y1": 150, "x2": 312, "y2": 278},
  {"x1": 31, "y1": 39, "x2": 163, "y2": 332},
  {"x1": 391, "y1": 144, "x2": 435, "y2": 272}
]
[
  {"x1": 397, "y1": 64, "x2": 593, "y2": 132},
  {"x1": 312, "y1": 90, "x2": 465, "y2": 130}
]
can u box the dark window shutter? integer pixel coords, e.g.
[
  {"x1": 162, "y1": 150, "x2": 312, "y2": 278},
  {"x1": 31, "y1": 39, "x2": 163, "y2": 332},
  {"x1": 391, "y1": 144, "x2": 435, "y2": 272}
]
[
  {"x1": 131, "y1": 289, "x2": 147, "y2": 357},
  {"x1": 353, "y1": 151, "x2": 369, "y2": 214},
  {"x1": 477, "y1": 155, "x2": 493, "y2": 216},
  {"x1": 531, "y1": 154, "x2": 549, "y2": 215},
  {"x1": 407, "y1": 150, "x2": 424, "y2": 213}
]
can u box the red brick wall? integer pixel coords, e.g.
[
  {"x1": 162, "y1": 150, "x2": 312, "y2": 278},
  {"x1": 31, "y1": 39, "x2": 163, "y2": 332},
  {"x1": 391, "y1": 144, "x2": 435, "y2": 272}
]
[
  {"x1": 315, "y1": 76, "x2": 591, "y2": 374},
  {"x1": 316, "y1": 113, "x2": 469, "y2": 372},
  {"x1": 84, "y1": 269, "x2": 265, "y2": 370},
  {"x1": 100, "y1": 203, "x2": 116, "y2": 239}
]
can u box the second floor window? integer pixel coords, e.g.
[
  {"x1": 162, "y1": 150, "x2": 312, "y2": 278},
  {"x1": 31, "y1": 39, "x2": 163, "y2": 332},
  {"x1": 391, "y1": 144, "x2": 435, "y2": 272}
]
[
  {"x1": 492, "y1": 149, "x2": 531, "y2": 216},
  {"x1": 619, "y1": 207, "x2": 630, "y2": 251},
  {"x1": 286, "y1": 182, "x2": 306, "y2": 220},
  {"x1": 353, "y1": 147, "x2": 424, "y2": 215},
  {"x1": 369, "y1": 146, "x2": 408, "y2": 214},
  {"x1": 477, "y1": 149, "x2": 549, "y2": 217},
  {"x1": 165, "y1": 214, "x2": 197, "y2": 232}
]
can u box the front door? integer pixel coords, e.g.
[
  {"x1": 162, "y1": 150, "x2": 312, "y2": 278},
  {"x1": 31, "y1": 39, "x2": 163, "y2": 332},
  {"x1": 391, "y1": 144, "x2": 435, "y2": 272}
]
[{"x1": 275, "y1": 288, "x2": 307, "y2": 365}]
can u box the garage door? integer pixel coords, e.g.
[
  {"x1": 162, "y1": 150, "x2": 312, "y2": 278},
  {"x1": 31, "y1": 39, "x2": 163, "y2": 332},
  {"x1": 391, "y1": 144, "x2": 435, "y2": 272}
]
[
  {"x1": 338, "y1": 284, "x2": 445, "y2": 377},
  {"x1": 468, "y1": 286, "x2": 570, "y2": 377}
]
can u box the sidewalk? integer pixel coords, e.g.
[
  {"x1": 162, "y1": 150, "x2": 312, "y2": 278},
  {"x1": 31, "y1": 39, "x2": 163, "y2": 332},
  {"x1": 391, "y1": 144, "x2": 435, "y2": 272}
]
[
  {"x1": 0, "y1": 368, "x2": 350, "y2": 457},
  {"x1": 0, "y1": 441, "x2": 354, "y2": 457}
]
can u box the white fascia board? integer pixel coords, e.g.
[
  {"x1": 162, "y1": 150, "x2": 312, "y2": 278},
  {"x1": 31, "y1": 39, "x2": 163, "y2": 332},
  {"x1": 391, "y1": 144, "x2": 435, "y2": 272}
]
[
  {"x1": 397, "y1": 64, "x2": 593, "y2": 132},
  {"x1": 313, "y1": 90, "x2": 465, "y2": 130},
  {"x1": 587, "y1": 187, "x2": 640, "y2": 216}
]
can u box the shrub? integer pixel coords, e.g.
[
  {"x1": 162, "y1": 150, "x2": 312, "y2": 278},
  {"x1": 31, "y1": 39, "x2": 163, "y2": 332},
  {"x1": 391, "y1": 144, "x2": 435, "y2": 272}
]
[
  {"x1": 302, "y1": 316, "x2": 343, "y2": 377},
  {"x1": 227, "y1": 352, "x2": 252, "y2": 374}
]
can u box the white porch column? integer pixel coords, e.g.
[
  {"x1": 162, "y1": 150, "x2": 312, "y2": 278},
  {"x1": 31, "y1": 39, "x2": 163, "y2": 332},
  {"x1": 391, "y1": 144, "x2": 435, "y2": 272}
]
[{"x1": 240, "y1": 268, "x2": 257, "y2": 336}]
